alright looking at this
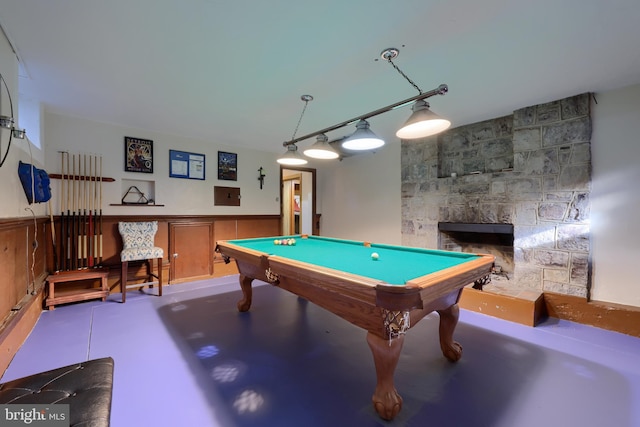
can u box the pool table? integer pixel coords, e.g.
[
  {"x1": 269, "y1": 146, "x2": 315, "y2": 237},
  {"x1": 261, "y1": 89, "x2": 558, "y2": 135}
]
[{"x1": 216, "y1": 235, "x2": 494, "y2": 420}]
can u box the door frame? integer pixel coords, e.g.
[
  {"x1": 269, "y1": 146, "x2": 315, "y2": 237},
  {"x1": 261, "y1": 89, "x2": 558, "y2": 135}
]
[{"x1": 280, "y1": 166, "x2": 318, "y2": 235}]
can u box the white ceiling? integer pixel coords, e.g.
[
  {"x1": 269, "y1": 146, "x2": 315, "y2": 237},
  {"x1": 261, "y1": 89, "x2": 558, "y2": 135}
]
[{"x1": 1, "y1": 0, "x2": 639, "y2": 154}]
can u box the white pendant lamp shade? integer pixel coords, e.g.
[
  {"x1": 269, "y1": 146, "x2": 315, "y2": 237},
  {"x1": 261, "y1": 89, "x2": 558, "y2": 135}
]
[
  {"x1": 303, "y1": 133, "x2": 339, "y2": 159},
  {"x1": 396, "y1": 100, "x2": 451, "y2": 139},
  {"x1": 342, "y1": 119, "x2": 385, "y2": 150},
  {"x1": 277, "y1": 144, "x2": 308, "y2": 165}
]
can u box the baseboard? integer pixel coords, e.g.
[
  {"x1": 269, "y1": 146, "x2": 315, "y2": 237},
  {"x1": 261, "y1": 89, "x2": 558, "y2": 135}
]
[
  {"x1": 0, "y1": 284, "x2": 45, "y2": 377},
  {"x1": 544, "y1": 292, "x2": 640, "y2": 338},
  {"x1": 460, "y1": 287, "x2": 640, "y2": 338},
  {"x1": 459, "y1": 287, "x2": 546, "y2": 327}
]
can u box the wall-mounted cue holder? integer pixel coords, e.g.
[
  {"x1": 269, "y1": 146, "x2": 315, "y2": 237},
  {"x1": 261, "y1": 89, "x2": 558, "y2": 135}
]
[
  {"x1": 49, "y1": 174, "x2": 115, "y2": 182},
  {"x1": 214, "y1": 186, "x2": 241, "y2": 206},
  {"x1": 50, "y1": 153, "x2": 111, "y2": 272}
]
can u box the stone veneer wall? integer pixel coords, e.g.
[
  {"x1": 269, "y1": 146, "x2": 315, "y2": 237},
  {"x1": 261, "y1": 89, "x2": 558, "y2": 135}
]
[{"x1": 401, "y1": 93, "x2": 592, "y2": 298}]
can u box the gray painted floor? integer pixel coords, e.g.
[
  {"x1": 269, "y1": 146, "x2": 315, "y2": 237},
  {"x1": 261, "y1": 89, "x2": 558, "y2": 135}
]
[{"x1": 3, "y1": 277, "x2": 639, "y2": 427}]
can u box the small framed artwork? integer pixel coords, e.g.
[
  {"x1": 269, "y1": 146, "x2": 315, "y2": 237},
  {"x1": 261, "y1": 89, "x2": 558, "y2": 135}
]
[
  {"x1": 218, "y1": 151, "x2": 237, "y2": 181},
  {"x1": 169, "y1": 149, "x2": 205, "y2": 180},
  {"x1": 125, "y1": 136, "x2": 153, "y2": 173}
]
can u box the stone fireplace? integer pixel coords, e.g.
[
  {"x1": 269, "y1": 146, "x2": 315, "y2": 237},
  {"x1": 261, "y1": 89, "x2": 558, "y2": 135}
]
[
  {"x1": 438, "y1": 222, "x2": 514, "y2": 282},
  {"x1": 401, "y1": 93, "x2": 592, "y2": 298}
]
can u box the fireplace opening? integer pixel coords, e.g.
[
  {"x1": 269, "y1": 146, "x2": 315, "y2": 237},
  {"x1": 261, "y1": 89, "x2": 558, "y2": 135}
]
[{"x1": 438, "y1": 222, "x2": 514, "y2": 281}]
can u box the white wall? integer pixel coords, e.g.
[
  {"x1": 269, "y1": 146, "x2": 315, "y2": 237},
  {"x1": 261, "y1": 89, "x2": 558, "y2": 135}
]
[
  {"x1": 590, "y1": 83, "x2": 640, "y2": 307},
  {"x1": 43, "y1": 112, "x2": 281, "y2": 216},
  {"x1": 317, "y1": 143, "x2": 401, "y2": 245},
  {"x1": 0, "y1": 33, "x2": 46, "y2": 219}
]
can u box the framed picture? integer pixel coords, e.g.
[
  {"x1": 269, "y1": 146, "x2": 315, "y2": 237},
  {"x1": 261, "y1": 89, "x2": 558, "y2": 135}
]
[
  {"x1": 169, "y1": 149, "x2": 205, "y2": 180},
  {"x1": 218, "y1": 151, "x2": 237, "y2": 181},
  {"x1": 125, "y1": 136, "x2": 153, "y2": 173}
]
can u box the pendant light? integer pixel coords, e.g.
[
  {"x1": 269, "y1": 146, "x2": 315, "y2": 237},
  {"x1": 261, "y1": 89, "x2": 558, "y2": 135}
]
[
  {"x1": 381, "y1": 48, "x2": 451, "y2": 139},
  {"x1": 278, "y1": 95, "x2": 313, "y2": 165},
  {"x1": 396, "y1": 99, "x2": 451, "y2": 139},
  {"x1": 341, "y1": 119, "x2": 385, "y2": 150},
  {"x1": 277, "y1": 143, "x2": 308, "y2": 165},
  {"x1": 303, "y1": 133, "x2": 339, "y2": 159}
]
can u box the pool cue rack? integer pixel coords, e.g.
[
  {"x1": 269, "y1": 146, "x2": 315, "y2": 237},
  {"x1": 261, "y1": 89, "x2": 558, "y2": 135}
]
[{"x1": 49, "y1": 153, "x2": 112, "y2": 273}]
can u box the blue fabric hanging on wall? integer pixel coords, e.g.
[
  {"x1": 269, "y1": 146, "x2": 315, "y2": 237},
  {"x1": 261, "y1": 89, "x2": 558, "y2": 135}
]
[{"x1": 18, "y1": 161, "x2": 52, "y2": 203}]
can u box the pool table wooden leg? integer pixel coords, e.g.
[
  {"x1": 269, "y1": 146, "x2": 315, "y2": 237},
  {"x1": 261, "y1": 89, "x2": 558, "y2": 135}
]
[
  {"x1": 366, "y1": 332, "x2": 404, "y2": 421},
  {"x1": 237, "y1": 274, "x2": 253, "y2": 312},
  {"x1": 437, "y1": 303, "x2": 463, "y2": 362}
]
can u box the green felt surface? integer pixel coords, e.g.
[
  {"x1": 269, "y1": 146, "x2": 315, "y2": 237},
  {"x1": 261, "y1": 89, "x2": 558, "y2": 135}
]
[{"x1": 228, "y1": 235, "x2": 479, "y2": 285}]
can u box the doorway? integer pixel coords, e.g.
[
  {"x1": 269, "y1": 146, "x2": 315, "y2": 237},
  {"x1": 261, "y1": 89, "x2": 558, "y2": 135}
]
[{"x1": 281, "y1": 167, "x2": 317, "y2": 235}]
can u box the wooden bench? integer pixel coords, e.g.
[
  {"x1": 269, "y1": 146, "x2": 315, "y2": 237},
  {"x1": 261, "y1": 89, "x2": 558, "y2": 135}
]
[{"x1": 46, "y1": 269, "x2": 110, "y2": 310}]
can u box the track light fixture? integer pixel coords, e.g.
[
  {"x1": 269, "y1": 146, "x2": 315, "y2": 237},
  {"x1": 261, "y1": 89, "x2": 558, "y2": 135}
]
[{"x1": 278, "y1": 47, "x2": 449, "y2": 163}]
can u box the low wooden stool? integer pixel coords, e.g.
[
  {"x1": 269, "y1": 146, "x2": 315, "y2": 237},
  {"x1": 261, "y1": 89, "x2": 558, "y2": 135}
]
[{"x1": 45, "y1": 269, "x2": 110, "y2": 310}]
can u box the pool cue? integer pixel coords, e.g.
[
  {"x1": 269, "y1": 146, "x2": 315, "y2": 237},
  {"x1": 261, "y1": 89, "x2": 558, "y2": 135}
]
[
  {"x1": 88, "y1": 155, "x2": 93, "y2": 267},
  {"x1": 82, "y1": 154, "x2": 88, "y2": 268},
  {"x1": 76, "y1": 154, "x2": 80, "y2": 269},
  {"x1": 48, "y1": 199, "x2": 59, "y2": 272},
  {"x1": 78, "y1": 154, "x2": 85, "y2": 268},
  {"x1": 59, "y1": 152, "x2": 66, "y2": 271},
  {"x1": 71, "y1": 154, "x2": 77, "y2": 270},
  {"x1": 90, "y1": 155, "x2": 97, "y2": 267},
  {"x1": 98, "y1": 156, "x2": 103, "y2": 266},
  {"x1": 66, "y1": 153, "x2": 71, "y2": 270},
  {"x1": 69, "y1": 154, "x2": 76, "y2": 270}
]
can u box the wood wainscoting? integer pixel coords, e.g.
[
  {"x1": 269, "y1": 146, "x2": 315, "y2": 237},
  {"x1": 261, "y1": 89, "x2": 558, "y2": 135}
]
[{"x1": 0, "y1": 217, "x2": 49, "y2": 375}]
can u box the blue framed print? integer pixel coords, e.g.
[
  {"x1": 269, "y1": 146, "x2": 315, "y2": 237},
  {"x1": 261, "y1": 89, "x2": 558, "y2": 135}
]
[{"x1": 169, "y1": 149, "x2": 205, "y2": 180}]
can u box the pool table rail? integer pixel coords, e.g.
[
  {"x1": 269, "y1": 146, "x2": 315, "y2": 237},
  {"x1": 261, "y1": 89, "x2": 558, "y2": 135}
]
[{"x1": 403, "y1": 253, "x2": 495, "y2": 300}]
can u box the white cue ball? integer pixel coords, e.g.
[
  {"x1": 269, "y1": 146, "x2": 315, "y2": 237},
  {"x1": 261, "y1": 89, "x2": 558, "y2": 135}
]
[{"x1": 371, "y1": 252, "x2": 379, "y2": 260}]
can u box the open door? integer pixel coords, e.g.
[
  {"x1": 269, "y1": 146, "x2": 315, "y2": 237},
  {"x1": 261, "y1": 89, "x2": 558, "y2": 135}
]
[{"x1": 281, "y1": 167, "x2": 317, "y2": 235}]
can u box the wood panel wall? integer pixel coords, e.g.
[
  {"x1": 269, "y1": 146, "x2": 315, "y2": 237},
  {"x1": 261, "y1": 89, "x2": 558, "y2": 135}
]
[{"x1": 0, "y1": 217, "x2": 49, "y2": 375}]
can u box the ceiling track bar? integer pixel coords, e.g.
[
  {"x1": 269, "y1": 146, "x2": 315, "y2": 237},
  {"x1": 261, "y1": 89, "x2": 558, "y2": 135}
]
[{"x1": 282, "y1": 84, "x2": 448, "y2": 147}]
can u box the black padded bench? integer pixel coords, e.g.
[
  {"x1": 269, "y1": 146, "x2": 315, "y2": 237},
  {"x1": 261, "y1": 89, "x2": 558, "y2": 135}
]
[{"x1": 0, "y1": 357, "x2": 114, "y2": 427}]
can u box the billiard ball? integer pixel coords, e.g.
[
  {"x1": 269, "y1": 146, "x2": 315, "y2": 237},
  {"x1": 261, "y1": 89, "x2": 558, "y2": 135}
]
[
  {"x1": 371, "y1": 252, "x2": 379, "y2": 260},
  {"x1": 274, "y1": 239, "x2": 280, "y2": 245}
]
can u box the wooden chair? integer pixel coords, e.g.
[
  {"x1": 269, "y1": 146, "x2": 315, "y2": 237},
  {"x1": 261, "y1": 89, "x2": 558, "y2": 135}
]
[{"x1": 118, "y1": 221, "x2": 163, "y2": 303}]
